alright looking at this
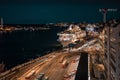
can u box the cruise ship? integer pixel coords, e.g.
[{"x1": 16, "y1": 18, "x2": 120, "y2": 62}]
[{"x1": 57, "y1": 24, "x2": 86, "y2": 47}]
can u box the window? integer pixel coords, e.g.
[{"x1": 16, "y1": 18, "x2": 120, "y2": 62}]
[
  {"x1": 110, "y1": 53, "x2": 115, "y2": 62},
  {"x1": 110, "y1": 28, "x2": 113, "y2": 34},
  {"x1": 110, "y1": 47, "x2": 116, "y2": 53},
  {"x1": 105, "y1": 53, "x2": 107, "y2": 58},
  {"x1": 110, "y1": 62, "x2": 116, "y2": 72},
  {"x1": 110, "y1": 37, "x2": 116, "y2": 42},
  {"x1": 105, "y1": 40, "x2": 107, "y2": 45}
]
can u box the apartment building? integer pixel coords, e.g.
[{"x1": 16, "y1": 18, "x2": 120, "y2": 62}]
[{"x1": 101, "y1": 21, "x2": 120, "y2": 80}]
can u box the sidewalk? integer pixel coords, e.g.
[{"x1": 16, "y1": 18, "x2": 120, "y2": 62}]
[{"x1": 63, "y1": 56, "x2": 80, "y2": 80}]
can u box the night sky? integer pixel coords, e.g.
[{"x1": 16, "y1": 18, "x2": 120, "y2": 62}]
[{"x1": 0, "y1": 0, "x2": 120, "y2": 24}]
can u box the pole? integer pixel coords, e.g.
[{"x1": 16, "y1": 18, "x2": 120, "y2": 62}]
[
  {"x1": 88, "y1": 54, "x2": 90, "y2": 80},
  {"x1": 107, "y1": 25, "x2": 110, "y2": 80},
  {"x1": 99, "y1": 8, "x2": 117, "y2": 23},
  {"x1": 103, "y1": 13, "x2": 106, "y2": 23}
]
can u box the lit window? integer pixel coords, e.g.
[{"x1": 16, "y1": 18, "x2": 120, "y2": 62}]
[
  {"x1": 110, "y1": 38, "x2": 116, "y2": 42},
  {"x1": 110, "y1": 29, "x2": 112, "y2": 33}
]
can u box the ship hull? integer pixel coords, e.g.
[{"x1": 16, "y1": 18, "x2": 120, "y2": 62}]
[{"x1": 60, "y1": 41, "x2": 73, "y2": 47}]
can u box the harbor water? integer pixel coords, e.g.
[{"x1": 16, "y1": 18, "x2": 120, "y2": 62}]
[{"x1": 0, "y1": 26, "x2": 64, "y2": 69}]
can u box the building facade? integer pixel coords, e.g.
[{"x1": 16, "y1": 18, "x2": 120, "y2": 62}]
[{"x1": 102, "y1": 22, "x2": 120, "y2": 80}]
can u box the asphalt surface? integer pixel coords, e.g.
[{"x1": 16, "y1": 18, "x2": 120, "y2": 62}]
[{"x1": 2, "y1": 51, "x2": 81, "y2": 80}]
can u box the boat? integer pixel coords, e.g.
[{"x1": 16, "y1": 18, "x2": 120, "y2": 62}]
[{"x1": 57, "y1": 24, "x2": 86, "y2": 47}]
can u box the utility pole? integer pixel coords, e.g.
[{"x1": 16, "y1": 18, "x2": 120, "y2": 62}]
[{"x1": 99, "y1": 8, "x2": 117, "y2": 23}]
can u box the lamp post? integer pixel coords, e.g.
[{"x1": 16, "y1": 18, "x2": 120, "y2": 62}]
[{"x1": 99, "y1": 8, "x2": 117, "y2": 23}]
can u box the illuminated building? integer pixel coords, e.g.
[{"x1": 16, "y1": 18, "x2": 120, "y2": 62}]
[{"x1": 101, "y1": 21, "x2": 120, "y2": 80}]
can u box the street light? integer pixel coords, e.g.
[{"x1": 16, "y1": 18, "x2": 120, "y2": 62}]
[{"x1": 99, "y1": 8, "x2": 118, "y2": 23}]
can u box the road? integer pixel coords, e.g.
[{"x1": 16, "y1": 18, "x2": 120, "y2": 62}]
[
  {"x1": 0, "y1": 38, "x2": 102, "y2": 80},
  {"x1": 6, "y1": 51, "x2": 81, "y2": 80}
]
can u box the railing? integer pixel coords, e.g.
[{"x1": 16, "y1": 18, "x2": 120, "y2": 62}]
[{"x1": 70, "y1": 39, "x2": 97, "y2": 52}]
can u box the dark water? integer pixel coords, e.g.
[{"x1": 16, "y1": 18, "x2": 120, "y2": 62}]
[{"x1": 0, "y1": 27, "x2": 64, "y2": 69}]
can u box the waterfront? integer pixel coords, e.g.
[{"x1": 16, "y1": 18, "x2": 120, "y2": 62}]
[{"x1": 0, "y1": 26, "x2": 64, "y2": 69}]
